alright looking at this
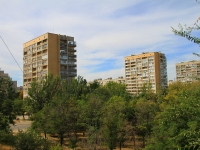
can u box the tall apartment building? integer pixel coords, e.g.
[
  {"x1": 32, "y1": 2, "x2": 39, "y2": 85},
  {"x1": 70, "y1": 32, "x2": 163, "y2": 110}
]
[
  {"x1": 176, "y1": 60, "x2": 200, "y2": 82},
  {"x1": 23, "y1": 33, "x2": 77, "y2": 97},
  {"x1": 125, "y1": 52, "x2": 167, "y2": 95}
]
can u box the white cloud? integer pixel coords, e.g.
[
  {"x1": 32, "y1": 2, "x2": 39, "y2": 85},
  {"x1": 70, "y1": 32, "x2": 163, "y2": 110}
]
[{"x1": 0, "y1": 0, "x2": 199, "y2": 85}]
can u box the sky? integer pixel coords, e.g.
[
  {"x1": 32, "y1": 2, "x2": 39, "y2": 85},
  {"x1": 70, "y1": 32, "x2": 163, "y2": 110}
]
[{"x1": 0, "y1": 0, "x2": 199, "y2": 86}]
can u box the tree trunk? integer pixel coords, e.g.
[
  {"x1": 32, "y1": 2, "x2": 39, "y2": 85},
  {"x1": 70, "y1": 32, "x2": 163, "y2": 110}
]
[
  {"x1": 60, "y1": 134, "x2": 64, "y2": 146},
  {"x1": 133, "y1": 134, "x2": 136, "y2": 150},
  {"x1": 22, "y1": 113, "x2": 25, "y2": 120},
  {"x1": 142, "y1": 135, "x2": 145, "y2": 148}
]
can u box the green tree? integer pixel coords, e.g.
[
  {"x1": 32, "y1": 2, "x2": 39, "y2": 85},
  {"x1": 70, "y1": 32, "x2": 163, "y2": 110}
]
[
  {"x1": 84, "y1": 93, "x2": 104, "y2": 149},
  {"x1": 146, "y1": 81, "x2": 200, "y2": 150},
  {"x1": 172, "y1": 1, "x2": 200, "y2": 46},
  {"x1": 135, "y1": 98, "x2": 158, "y2": 147},
  {"x1": 105, "y1": 81, "x2": 132, "y2": 101},
  {"x1": 13, "y1": 129, "x2": 50, "y2": 150},
  {"x1": 101, "y1": 96, "x2": 127, "y2": 150},
  {"x1": 25, "y1": 74, "x2": 61, "y2": 114},
  {"x1": 13, "y1": 99, "x2": 26, "y2": 119},
  {"x1": 0, "y1": 77, "x2": 18, "y2": 131},
  {"x1": 31, "y1": 108, "x2": 51, "y2": 139}
]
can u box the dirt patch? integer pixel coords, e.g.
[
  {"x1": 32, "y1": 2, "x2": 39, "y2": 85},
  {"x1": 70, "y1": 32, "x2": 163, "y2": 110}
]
[{"x1": 0, "y1": 144, "x2": 13, "y2": 150}]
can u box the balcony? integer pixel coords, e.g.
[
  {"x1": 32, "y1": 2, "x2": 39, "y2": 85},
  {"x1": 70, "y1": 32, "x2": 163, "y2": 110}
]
[
  {"x1": 42, "y1": 60, "x2": 48, "y2": 65},
  {"x1": 68, "y1": 72, "x2": 77, "y2": 76},
  {"x1": 68, "y1": 48, "x2": 77, "y2": 52},
  {"x1": 42, "y1": 55, "x2": 48, "y2": 60},
  {"x1": 68, "y1": 67, "x2": 77, "y2": 71},
  {"x1": 60, "y1": 50, "x2": 67, "y2": 54},
  {"x1": 68, "y1": 41, "x2": 76, "y2": 47},
  {"x1": 60, "y1": 55, "x2": 68, "y2": 59},
  {"x1": 68, "y1": 54, "x2": 76, "y2": 57},
  {"x1": 60, "y1": 61, "x2": 76, "y2": 65},
  {"x1": 32, "y1": 63, "x2": 37, "y2": 68}
]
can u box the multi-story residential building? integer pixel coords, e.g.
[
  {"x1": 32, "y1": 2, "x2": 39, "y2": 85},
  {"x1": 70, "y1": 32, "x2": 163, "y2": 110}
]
[
  {"x1": 176, "y1": 60, "x2": 200, "y2": 82},
  {"x1": 0, "y1": 68, "x2": 17, "y2": 90},
  {"x1": 168, "y1": 80, "x2": 174, "y2": 86},
  {"x1": 0, "y1": 69, "x2": 9, "y2": 79},
  {"x1": 94, "y1": 76, "x2": 126, "y2": 86},
  {"x1": 125, "y1": 52, "x2": 167, "y2": 95},
  {"x1": 23, "y1": 33, "x2": 77, "y2": 97}
]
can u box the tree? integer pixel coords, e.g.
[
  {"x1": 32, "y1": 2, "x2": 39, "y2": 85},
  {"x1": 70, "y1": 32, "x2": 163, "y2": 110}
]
[
  {"x1": 13, "y1": 129, "x2": 50, "y2": 150},
  {"x1": 0, "y1": 77, "x2": 18, "y2": 131},
  {"x1": 83, "y1": 93, "x2": 104, "y2": 149},
  {"x1": 172, "y1": 21, "x2": 200, "y2": 45},
  {"x1": 135, "y1": 98, "x2": 158, "y2": 148},
  {"x1": 145, "y1": 81, "x2": 200, "y2": 150},
  {"x1": 172, "y1": 1, "x2": 200, "y2": 46},
  {"x1": 25, "y1": 74, "x2": 61, "y2": 114},
  {"x1": 105, "y1": 81, "x2": 132, "y2": 101},
  {"x1": 31, "y1": 108, "x2": 51, "y2": 139},
  {"x1": 101, "y1": 96, "x2": 128, "y2": 150},
  {"x1": 13, "y1": 99, "x2": 26, "y2": 119}
]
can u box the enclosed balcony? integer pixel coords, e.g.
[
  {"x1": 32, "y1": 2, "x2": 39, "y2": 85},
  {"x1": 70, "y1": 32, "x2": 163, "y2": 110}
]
[
  {"x1": 68, "y1": 41, "x2": 76, "y2": 47},
  {"x1": 60, "y1": 55, "x2": 68, "y2": 59}
]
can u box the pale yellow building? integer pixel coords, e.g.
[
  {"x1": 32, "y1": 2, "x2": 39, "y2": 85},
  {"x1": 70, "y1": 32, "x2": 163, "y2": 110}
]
[
  {"x1": 94, "y1": 76, "x2": 125, "y2": 86},
  {"x1": 176, "y1": 60, "x2": 200, "y2": 82},
  {"x1": 125, "y1": 52, "x2": 167, "y2": 95},
  {"x1": 23, "y1": 33, "x2": 77, "y2": 97}
]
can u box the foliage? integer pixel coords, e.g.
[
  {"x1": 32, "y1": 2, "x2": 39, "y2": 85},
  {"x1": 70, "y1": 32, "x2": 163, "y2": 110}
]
[
  {"x1": 16, "y1": 73, "x2": 200, "y2": 149},
  {"x1": 0, "y1": 130, "x2": 14, "y2": 146},
  {"x1": 145, "y1": 81, "x2": 200, "y2": 150},
  {"x1": 25, "y1": 74, "x2": 61, "y2": 114},
  {"x1": 101, "y1": 96, "x2": 128, "y2": 150},
  {"x1": 13, "y1": 98, "x2": 25, "y2": 118},
  {"x1": 13, "y1": 129, "x2": 50, "y2": 150},
  {"x1": 0, "y1": 77, "x2": 18, "y2": 131}
]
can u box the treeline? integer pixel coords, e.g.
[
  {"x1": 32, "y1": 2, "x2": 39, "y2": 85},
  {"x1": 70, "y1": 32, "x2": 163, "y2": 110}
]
[{"x1": 1, "y1": 75, "x2": 200, "y2": 150}]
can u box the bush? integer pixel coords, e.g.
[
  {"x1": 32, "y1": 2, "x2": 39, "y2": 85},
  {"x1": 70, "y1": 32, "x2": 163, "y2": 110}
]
[{"x1": 13, "y1": 129, "x2": 50, "y2": 150}]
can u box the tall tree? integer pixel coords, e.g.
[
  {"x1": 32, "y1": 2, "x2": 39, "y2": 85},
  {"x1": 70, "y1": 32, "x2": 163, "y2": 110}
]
[
  {"x1": 0, "y1": 77, "x2": 18, "y2": 130},
  {"x1": 145, "y1": 81, "x2": 200, "y2": 150},
  {"x1": 25, "y1": 74, "x2": 61, "y2": 114},
  {"x1": 101, "y1": 96, "x2": 127, "y2": 150}
]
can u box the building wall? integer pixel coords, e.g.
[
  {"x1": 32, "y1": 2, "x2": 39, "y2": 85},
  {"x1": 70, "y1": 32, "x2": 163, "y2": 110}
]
[
  {"x1": 48, "y1": 33, "x2": 60, "y2": 75},
  {"x1": 124, "y1": 52, "x2": 167, "y2": 95},
  {"x1": 176, "y1": 60, "x2": 200, "y2": 82},
  {"x1": 94, "y1": 76, "x2": 125, "y2": 86},
  {"x1": 0, "y1": 70, "x2": 9, "y2": 79}
]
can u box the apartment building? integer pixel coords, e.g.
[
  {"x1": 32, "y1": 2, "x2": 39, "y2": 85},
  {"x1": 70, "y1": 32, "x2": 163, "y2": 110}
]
[
  {"x1": 94, "y1": 76, "x2": 125, "y2": 86},
  {"x1": 0, "y1": 69, "x2": 9, "y2": 79},
  {"x1": 176, "y1": 60, "x2": 200, "y2": 82},
  {"x1": 125, "y1": 52, "x2": 167, "y2": 95},
  {"x1": 23, "y1": 33, "x2": 77, "y2": 97},
  {"x1": 0, "y1": 68, "x2": 17, "y2": 90}
]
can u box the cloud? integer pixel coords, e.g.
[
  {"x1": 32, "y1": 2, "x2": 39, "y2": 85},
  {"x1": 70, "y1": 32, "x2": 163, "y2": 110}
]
[{"x1": 0, "y1": 0, "x2": 199, "y2": 85}]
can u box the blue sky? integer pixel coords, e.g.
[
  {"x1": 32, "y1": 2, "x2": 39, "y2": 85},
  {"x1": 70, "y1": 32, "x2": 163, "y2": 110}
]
[{"x1": 0, "y1": 0, "x2": 199, "y2": 86}]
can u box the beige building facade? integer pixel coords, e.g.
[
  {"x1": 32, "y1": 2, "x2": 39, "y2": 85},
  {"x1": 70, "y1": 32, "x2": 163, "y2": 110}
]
[
  {"x1": 176, "y1": 60, "x2": 200, "y2": 82},
  {"x1": 23, "y1": 33, "x2": 77, "y2": 97},
  {"x1": 94, "y1": 76, "x2": 125, "y2": 86},
  {"x1": 125, "y1": 52, "x2": 167, "y2": 95}
]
